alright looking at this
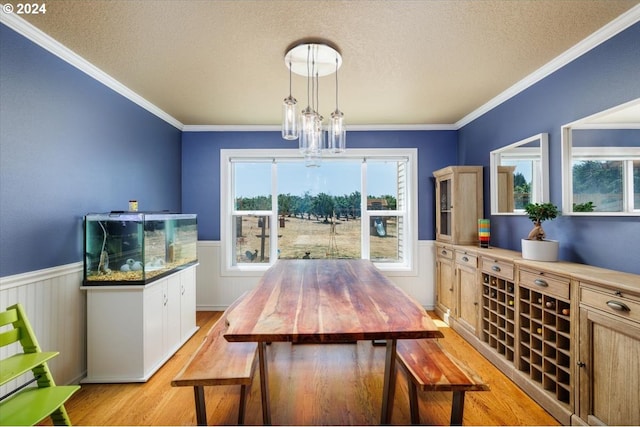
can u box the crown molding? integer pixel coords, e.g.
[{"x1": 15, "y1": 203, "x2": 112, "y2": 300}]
[
  {"x1": 183, "y1": 123, "x2": 457, "y2": 132},
  {"x1": 455, "y1": 4, "x2": 640, "y2": 129},
  {"x1": 0, "y1": 10, "x2": 184, "y2": 130}
]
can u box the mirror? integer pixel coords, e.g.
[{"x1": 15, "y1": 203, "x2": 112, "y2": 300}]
[
  {"x1": 490, "y1": 133, "x2": 549, "y2": 214},
  {"x1": 561, "y1": 98, "x2": 640, "y2": 216}
]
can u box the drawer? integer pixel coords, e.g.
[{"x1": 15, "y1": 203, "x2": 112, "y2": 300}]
[
  {"x1": 455, "y1": 251, "x2": 477, "y2": 267},
  {"x1": 436, "y1": 246, "x2": 454, "y2": 260},
  {"x1": 519, "y1": 269, "x2": 570, "y2": 300},
  {"x1": 481, "y1": 258, "x2": 514, "y2": 281},
  {"x1": 580, "y1": 285, "x2": 640, "y2": 323}
]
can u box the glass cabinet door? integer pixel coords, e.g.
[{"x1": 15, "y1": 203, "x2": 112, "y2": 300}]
[{"x1": 439, "y1": 177, "x2": 452, "y2": 239}]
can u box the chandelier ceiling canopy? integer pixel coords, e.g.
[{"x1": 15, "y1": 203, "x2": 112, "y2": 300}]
[{"x1": 281, "y1": 39, "x2": 346, "y2": 166}]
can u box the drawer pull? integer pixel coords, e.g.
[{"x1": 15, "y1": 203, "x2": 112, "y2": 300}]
[
  {"x1": 441, "y1": 250, "x2": 448, "y2": 255},
  {"x1": 491, "y1": 265, "x2": 501, "y2": 272},
  {"x1": 606, "y1": 300, "x2": 630, "y2": 312},
  {"x1": 462, "y1": 256, "x2": 469, "y2": 262},
  {"x1": 534, "y1": 279, "x2": 548, "y2": 287}
]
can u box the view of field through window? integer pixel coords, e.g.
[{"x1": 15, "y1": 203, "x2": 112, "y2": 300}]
[{"x1": 232, "y1": 159, "x2": 404, "y2": 263}]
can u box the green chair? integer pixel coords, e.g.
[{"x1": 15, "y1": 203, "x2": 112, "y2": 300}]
[{"x1": 0, "y1": 303, "x2": 80, "y2": 426}]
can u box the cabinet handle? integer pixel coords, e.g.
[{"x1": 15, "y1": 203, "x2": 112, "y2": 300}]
[
  {"x1": 181, "y1": 285, "x2": 185, "y2": 295},
  {"x1": 606, "y1": 300, "x2": 630, "y2": 312},
  {"x1": 491, "y1": 265, "x2": 501, "y2": 272},
  {"x1": 577, "y1": 361, "x2": 585, "y2": 368},
  {"x1": 449, "y1": 288, "x2": 454, "y2": 292},
  {"x1": 441, "y1": 250, "x2": 448, "y2": 255},
  {"x1": 534, "y1": 279, "x2": 548, "y2": 287},
  {"x1": 163, "y1": 294, "x2": 168, "y2": 306},
  {"x1": 462, "y1": 256, "x2": 469, "y2": 262}
]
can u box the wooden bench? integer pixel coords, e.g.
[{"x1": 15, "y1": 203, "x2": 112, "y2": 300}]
[
  {"x1": 396, "y1": 339, "x2": 489, "y2": 425},
  {"x1": 172, "y1": 299, "x2": 259, "y2": 425},
  {"x1": 0, "y1": 303, "x2": 80, "y2": 426}
]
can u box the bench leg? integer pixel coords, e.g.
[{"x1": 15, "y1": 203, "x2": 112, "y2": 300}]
[
  {"x1": 450, "y1": 391, "x2": 466, "y2": 426},
  {"x1": 238, "y1": 384, "x2": 248, "y2": 425},
  {"x1": 381, "y1": 339, "x2": 398, "y2": 424},
  {"x1": 407, "y1": 379, "x2": 420, "y2": 424},
  {"x1": 258, "y1": 341, "x2": 272, "y2": 425},
  {"x1": 193, "y1": 386, "x2": 207, "y2": 426}
]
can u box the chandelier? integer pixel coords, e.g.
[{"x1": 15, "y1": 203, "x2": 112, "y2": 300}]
[{"x1": 281, "y1": 40, "x2": 346, "y2": 166}]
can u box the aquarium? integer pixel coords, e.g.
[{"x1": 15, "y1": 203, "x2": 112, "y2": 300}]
[{"x1": 84, "y1": 212, "x2": 197, "y2": 285}]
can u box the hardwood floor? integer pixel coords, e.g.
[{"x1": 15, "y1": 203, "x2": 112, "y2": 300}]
[{"x1": 54, "y1": 312, "x2": 559, "y2": 425}]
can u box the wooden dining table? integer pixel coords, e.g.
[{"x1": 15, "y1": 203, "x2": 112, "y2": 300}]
[{"x1": 224, "y1": 259, "x2": 443, "y2": 425}]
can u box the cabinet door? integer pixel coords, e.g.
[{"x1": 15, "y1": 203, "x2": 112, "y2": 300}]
[
  {"x1": 457, "y1": 263, "x2": 478, "y2": 334},
  {"x1": 437, "y1": 256, "x2": 455, "y2": 317},
  {"x1": 180, "y1": 266, "x2": 197, "y2": 340},
  {"x1": 578, "y1": 307, "x2": 640, "y2": 425},
  {"x1": 435, "y1": 176, "x2": 453, "y2": 242},
  {"x1": 164, "y1": 275, "x2": 182, "y2": 353},
  {"x1": 143, "y1": 281, "x2": 165, "y2": 373}
]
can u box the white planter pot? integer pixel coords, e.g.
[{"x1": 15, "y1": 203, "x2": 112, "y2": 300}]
[{"x1": 521, "y1": 239, "x2": 559, "y2": 262}]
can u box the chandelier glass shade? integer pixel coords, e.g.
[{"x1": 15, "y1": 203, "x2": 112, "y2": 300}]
[
  {"x1": 282, "y1": 40, "x2": 345, "y2": 163},
  {"x1": 281, "y1": 61, "x2": 298, "y2": 140}
]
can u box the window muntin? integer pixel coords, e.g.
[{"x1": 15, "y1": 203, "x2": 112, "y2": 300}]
[{"x1": 221, "y1": 149, "x2": 416, "y2": 273}]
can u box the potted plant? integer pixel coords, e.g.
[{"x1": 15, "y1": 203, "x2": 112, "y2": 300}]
[{"x1": 522, "y1": 202, "x2": 560, "y2": 261}]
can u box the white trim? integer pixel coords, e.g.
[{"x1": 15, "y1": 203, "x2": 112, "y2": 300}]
[
  {"x1": 182, "y1": 124, "x2": 458, "y2": 132},
  {"x1": 0, "y1": 11, "x2": 183, "y2": 130},
  {"x1": 0, "y1": 261, "x2": 82, "y2": 290},
  {"x1": 456, "y1": 4, "x2": 640, "y2": 128}
]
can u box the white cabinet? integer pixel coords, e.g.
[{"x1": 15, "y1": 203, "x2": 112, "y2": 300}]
[{"x1": 82, "y1": 265, "x2": 198, "y2": 383}]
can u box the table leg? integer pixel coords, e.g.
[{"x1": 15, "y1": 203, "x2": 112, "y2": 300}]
[
  {"x1": 258, "y1": 341, "x2": 272, "y2": 425},
  {"x1": 193, "y1": 385, "x2": 207, "y2": 426},
  {"x1": 381, "y1": 339, "x2": 397, "y2": 424}
]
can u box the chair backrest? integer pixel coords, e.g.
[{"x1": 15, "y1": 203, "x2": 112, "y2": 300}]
[{"x1": 0, "y1": 303, "x2": 41, "y2": 354}]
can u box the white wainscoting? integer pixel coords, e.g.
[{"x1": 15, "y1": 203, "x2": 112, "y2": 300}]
[
  {"x1": 0, "y1": 263, "x2": 86, "y2": 394},
  {"x1": 195, "y1": 240, "x2": 437, "y2": 311},
  {"x1": 0, "y1": 239, "x2": 436, "y2": 393}
]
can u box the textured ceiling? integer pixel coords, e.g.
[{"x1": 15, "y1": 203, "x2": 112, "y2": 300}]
[{"x1": 5, "y1": 0, "x2": 640, "y2": 126}]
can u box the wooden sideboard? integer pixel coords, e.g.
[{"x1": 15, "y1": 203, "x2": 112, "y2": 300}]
[{"x1": 434, "y1": 243, "x2": 640, "y2": 426}]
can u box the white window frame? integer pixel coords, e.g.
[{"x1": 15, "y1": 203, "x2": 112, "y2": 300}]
[{"x1": 220, "y1": 148, "x2": 418, "y2": 276}]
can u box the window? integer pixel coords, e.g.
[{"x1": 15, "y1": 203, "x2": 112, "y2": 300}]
[{"x1": 221, "y1": 149, "x2": 417, "y2": 273}]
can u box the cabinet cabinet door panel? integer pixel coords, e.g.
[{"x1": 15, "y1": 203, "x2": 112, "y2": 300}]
[
  {"x1": 143, "y1": 282, "x2": 165, "y2": 372},
  {"x1": 165, "y1": 275, "x2": 182, "y2": 353},
  {"x1": 580, "y1": 308, "x2": 640, "y2": 425},
  {"x1": 458, "y1": 265, "x2": 478, "y2": 332},
  {"x1": 180, "y1": 266, "x2": 197, "y2": 340},
  {"x1": 438, "y1": 257, "x2": 454, "y2": 312}
]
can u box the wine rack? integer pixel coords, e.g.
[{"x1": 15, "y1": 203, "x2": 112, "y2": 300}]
[
  {"x1": 518, "y1": 286, "x2": 571, "y2": 405},
  {"x1": 481, "y1": 272, "x2": 516, "y2": 362}
]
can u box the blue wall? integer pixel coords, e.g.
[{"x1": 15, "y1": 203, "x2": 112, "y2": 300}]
[
  {"x1": 0, "y1": 24, "x2": 183, "y2": 277},
  {"x1": 459, "y1": 23, "x2": 640, "y2": 274},
  {"x1": 2, "y1": 20, "x2": 639, "y2": 278},
  {"x1": 181, "y1": 130, "x2": 457, "y2": 241}
]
